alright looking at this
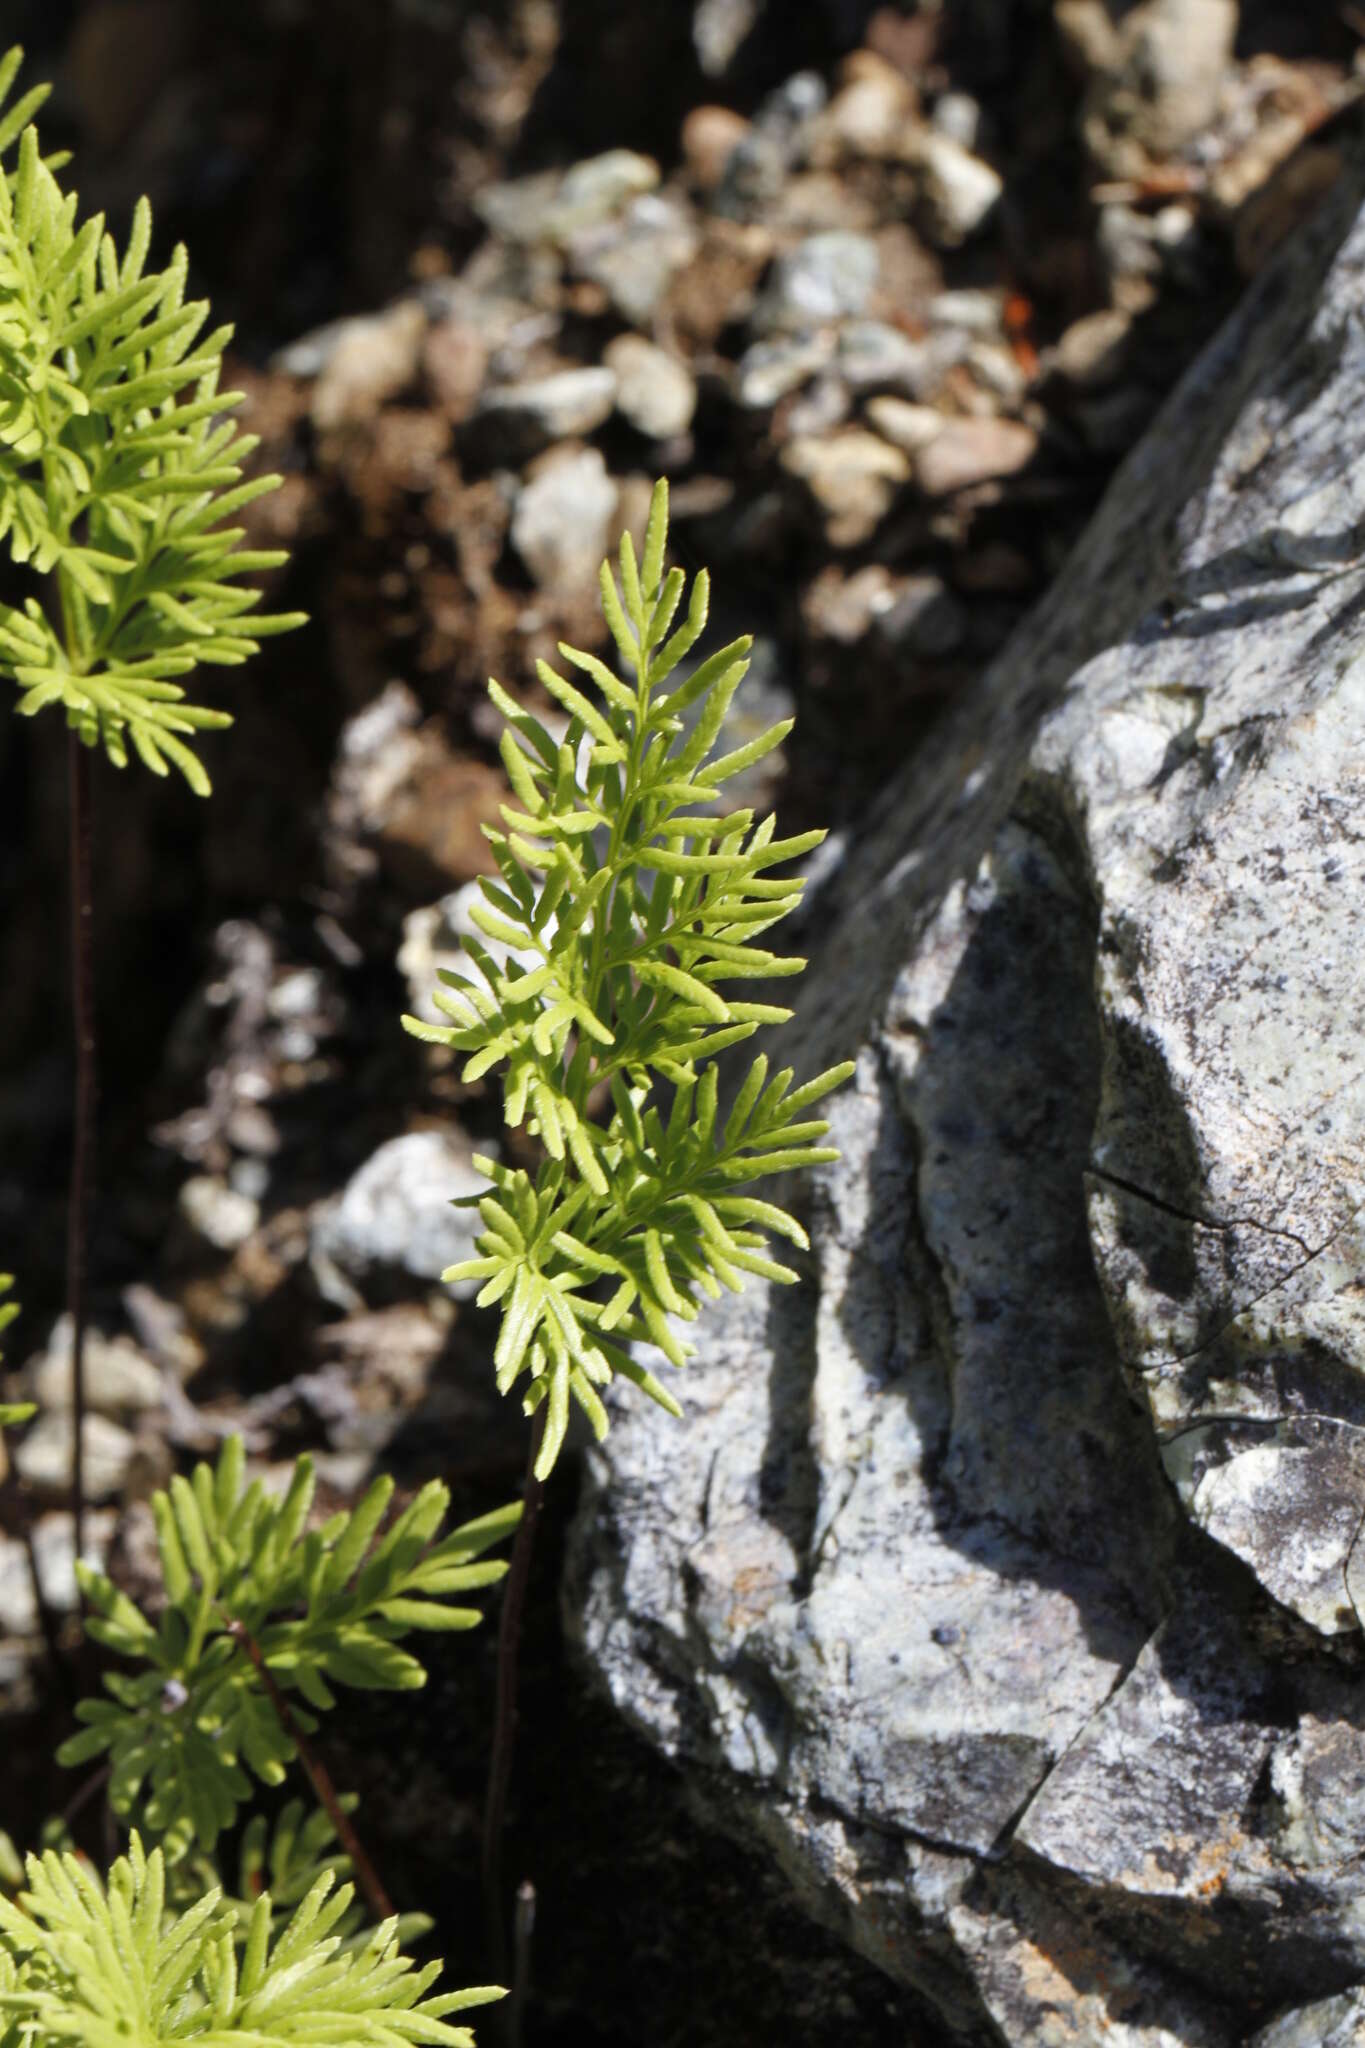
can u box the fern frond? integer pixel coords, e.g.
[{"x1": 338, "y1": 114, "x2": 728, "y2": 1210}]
[
  {"x1": 58, "y1": 1438, "x2": 518, "y2": 1856},
  {"x1": 0, "y1": 1275, "x2": 32, "y2": 1430},
  {"x1": 404, "y1": 479, "x2": 853, "y2": 1476},
  {"x1": 0, "y1": 1834, "x2": 502, "y2": 2047},
  {"x1": 0, "y1": 48, "x2": 305, "y2": 793}
]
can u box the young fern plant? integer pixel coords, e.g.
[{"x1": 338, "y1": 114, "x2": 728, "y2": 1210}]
[
  {"x1": 404, "y1": 480, "x2": 852, "y2": 1480},
  {"x1": 0, "y1": 43, "x2": 305, "y2": 791},
  {"x1": 59, "y1": 1436, "x2": 517, "y2": 1862},
  {"x1": 0, "y1": 39, "x2": 306, "y2": 1577},
  {"x1": 0, "y1": 1440, "x2": 512, "y2": 2040},
  {"x1": 0, "y1": 1833, "x2": 502, "y2": 2048}
]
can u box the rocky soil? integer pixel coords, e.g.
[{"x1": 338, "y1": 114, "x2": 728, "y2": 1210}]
[{"x1": 2, "y1": 2, "x2": 1365, "y2": 2041}]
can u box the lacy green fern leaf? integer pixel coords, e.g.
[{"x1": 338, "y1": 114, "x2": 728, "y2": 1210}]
[
  {"x1": 0, "y1": 1276, "x2": 32, "y2": 1430},
  {"x1": 0, "y1": 1833, "x2": 502, "y2": 2048},
  {"x1": 403, "y1": 479, "x2": 853, "y2": 1477},
  {"x1": 59, "y1": 1438, "x2": 518, "y2": 1856},
  {"x1": 0, "y1": 47, "x2": 305, "y2": 795}
]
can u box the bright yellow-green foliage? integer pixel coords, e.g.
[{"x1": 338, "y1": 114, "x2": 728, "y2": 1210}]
[
  {"x1": 0, "y1": 1833, "x2": 503, "y2": 2048},
  {"x1": 0, "y1": 1445, "x2": 513, "y2": 2041},
  {"x1": 404, "y1": 481, "x2": 853, "y2": 1478},
  {"x1": 59, "y1": 1437, "x2": 517, "y2": 1860},
  {"x1": 0, "y1": 1276, "x2": 31, "y2": 1430},
  {"x1": 0, "y1": 47, "x2": 304, "y2": 794}
]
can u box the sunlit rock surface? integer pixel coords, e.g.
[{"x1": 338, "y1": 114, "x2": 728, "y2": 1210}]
[{"x1": 569, "y1": 131, "x2": 1365, "y2": 2046}]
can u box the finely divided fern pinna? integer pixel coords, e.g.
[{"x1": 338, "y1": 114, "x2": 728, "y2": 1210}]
[
  {"x1": 404, "y1": 481, "x2": 853, "y2": 1479},
  {"x1": 0, "y1": 45, "x2": 304, "y2": 794}
]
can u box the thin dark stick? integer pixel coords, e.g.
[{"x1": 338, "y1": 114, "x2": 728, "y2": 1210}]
[
  {"x1": 66, "y1": 733, "x2": 96, "y2": 1578},
  {"x1": 483, "y1": 1406, "x2": 546, "y2": 1992},
  {"x1": 510, "y1": 1880, "x2": 535, "y2": 2048},
  {"x1": 223, "y1": 1615, "x2": 395, "y2": 1922}
]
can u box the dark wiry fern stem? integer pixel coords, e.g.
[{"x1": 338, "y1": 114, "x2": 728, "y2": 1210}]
[
  {"x1": 223, "y1": 1613, "x2": 396, "y2": 1923},
  {"x1": 483, "y1": 1404, "x2": 546, "y2": 2002},
  {"x1": 66, "y1": 732, "x2": 95, "y2": 1579}
]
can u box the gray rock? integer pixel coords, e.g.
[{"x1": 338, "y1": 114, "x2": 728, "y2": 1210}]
[
  {"x1": 928, "y1": 288, "x2": 1006, "y2": 337},
  {"x1": 398, "y1": 881, "x2": 543, "y2": 1027},
  {"x1": 178, "y1": 1174, "x2": 260, "y2": 1252},
  {"x1": 1083, "y1": 0, "x2": 1238, "y2": 177},
  {"x1": 604, "y1": 335, "x2": 698, "y2": 441},
  {"x1": 512, "y1": 447, "x2": 618, "y2": 591},
  {"x1": 14, "y1": 1412, "x2": 138, "y2": 1501},
  {"x1": 1046, "y1": 305, "x2": 1135, "y2": 388},
  {"x1": 554, "y1": 150, "x2": 661, "y2": 229},
  {"x1": 780, "y1": 372, "x2": 849, "y2": 442},
  {"x1": 471, "y1": 367, "x2": 617, "y2": 461},
  {"x1": 470, "y1": 169, "x2": 562, "y2": 249},
  {"x1": 693, "y1": 0, "x2": 763, "y2": 76},
  {"x1": 712, "y1": 129, "x2": 790, "y2": 219},
  {"x1": 836, "y1": 321, "x2": 935, "y2": 397},
  {"x1": 781, "y1": 427, "x2": 910, "y2": 547},
  {"x1": 331, "y1": 679, "x2": 425, "y2": 846},
  {"x1": 475, "y1": 151, "x2": 659, "y2": 247},
  {"x1": 802, "y1": 563, "x2": 907, "y2": 645},
  {"x1": 682, "y1": 104, "x2": 752, "y2": 196},
  {"x1": 759, "y1": 71, "x2": 827, "y2": 131},
  {"x1": 311, "y1": 1131, "x2": 487, "y2": 1299},
  {"x1": 806, "y1": 561, "x2": 965, "y2": 663},
  {"x1": 911, "y1": 130, "x2": 1003, "y2": 247},
  {"x1": 309, "y1": 299, "x2": 427, "y2": 432},
  {"x1": 568, "y1": 124, "x2": 1365, "y2": 2048},
  {"x1": 1097, "y1": 201, "x2": 1167, "y2": 297},
  {"x1": 755, "y1": 231, "x2": 879, "y2": 334},
  {"x1": 569, "y1": 195, "x2": 699, "y2": 327},
  {"x1": 271, "y1": 316, "x2": 360, "y2": 380},
  {"x1": 879, "y1": 574, "x2": 967, "y2": 658},
  {"x1": 27, "y1": 1319, "x2": 163, "y2": 1415},
  {"x1": 863, "y1": 394, "x2": 944, "y2": 454},
  {"x1": 812, "y1": 58, "x2": 914, "y2": 162},
  {"x1": 734, "y1": 333, "x2": 835, "y2": 409},
  {"x1": 912, "y1": 416, "x2": 1038, "y2": 497},
  {"x1": 426, "y1": 245, "x2": 563, "y2": 367},
  {"x1": 1250, "y1": 1993, "x2": 1365, "y2": 2047},
  {"x1": 932, "y1": 92, "x2": 983, "y2": 154},
  {"x1": 0, "y1": 1511, "x2": 115, "y2": 1637}
]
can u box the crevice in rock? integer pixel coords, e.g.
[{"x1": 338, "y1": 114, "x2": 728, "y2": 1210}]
[
  {"x1": 1137, "y1": 1198, "x2": 1365, "y2": 1374},
  {"x1": 1086, "y1": 1164, "x2": 1317, "y2": 1262}
]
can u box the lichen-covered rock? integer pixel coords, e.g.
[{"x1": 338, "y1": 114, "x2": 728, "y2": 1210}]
[{"x1": 568, "y1": 128, "x2": 1365, "y2": 2047}]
